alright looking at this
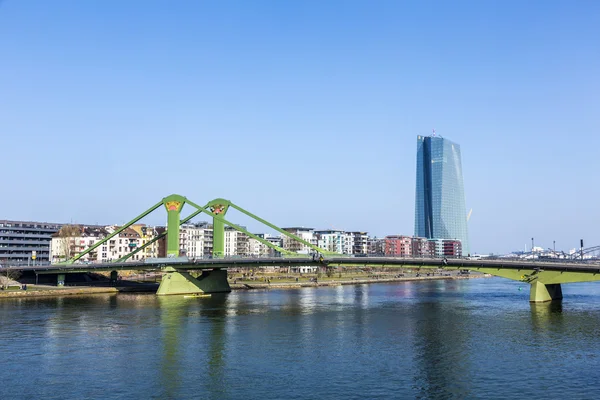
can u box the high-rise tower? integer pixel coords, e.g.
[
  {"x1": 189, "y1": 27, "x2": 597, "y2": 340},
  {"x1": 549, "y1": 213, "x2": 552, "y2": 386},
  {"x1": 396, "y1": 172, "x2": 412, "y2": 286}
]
[{"x1": 414, "y1": 135, "x2": 469, "y2": 255}]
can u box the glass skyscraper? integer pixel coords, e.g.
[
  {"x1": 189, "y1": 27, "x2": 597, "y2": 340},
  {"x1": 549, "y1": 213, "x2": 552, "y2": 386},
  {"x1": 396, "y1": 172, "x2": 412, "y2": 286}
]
[{"x1": 414, "y1": 135, "x2": 469, "y2": 255}]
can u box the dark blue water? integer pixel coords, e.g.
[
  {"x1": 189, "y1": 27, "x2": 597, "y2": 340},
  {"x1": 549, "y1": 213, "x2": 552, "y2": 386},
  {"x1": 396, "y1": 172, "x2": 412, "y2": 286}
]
[{"x1": 2, "y1": 278, "x2": 600, "y2": 399}]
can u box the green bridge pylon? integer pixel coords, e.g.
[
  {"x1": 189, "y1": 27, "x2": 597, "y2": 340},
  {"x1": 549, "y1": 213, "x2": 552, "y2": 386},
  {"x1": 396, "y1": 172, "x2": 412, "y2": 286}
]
[
  {"x1": 63, "y1": 193, "x2": 342, "y2": 296},
  {"x1": 157, "y1": 194, "x2": 231, "y2": 296}
]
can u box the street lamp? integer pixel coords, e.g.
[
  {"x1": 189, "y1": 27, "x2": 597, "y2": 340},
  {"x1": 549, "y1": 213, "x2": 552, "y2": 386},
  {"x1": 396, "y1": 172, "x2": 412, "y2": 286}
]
[{"x1": 531, "y1": 237, "x2": 534, "y2": 258}]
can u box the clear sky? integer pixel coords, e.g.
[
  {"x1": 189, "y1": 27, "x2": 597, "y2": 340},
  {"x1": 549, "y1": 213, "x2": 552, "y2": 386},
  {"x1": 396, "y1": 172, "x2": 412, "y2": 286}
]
[{"x1": 1, "y1": 0, "x2": 599, "y2": 254}]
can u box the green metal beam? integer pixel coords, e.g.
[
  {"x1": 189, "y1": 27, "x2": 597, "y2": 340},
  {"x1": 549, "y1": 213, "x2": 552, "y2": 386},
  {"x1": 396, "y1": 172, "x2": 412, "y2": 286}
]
[
  {"x1": 185, "y1": 198, "x2": 300, "y2": 257},
  {"x1": 114, "y1": 204, "x2": 210, "y2": 263},
  {"x1": 115, "y1": 231, "x2": 166, "y2": 263},
  {"x1": 67, "y1": 200, "x2": 164, "y2": 264},
  {"x1": 206, "y1": 198, "x2": 337, "y2": 256}
]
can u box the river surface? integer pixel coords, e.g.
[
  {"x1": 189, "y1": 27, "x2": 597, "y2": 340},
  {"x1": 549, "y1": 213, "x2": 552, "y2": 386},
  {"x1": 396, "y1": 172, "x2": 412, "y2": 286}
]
[{"x1": 2, "y1": 278, "x2": 600, "y2": 399}]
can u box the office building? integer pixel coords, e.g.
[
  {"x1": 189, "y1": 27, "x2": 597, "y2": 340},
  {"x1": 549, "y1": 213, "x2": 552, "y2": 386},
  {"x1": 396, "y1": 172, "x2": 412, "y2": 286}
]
[
  {"x1": 0, "y1": 220, "x2": 62, "y2": 265},
  {"x1": 415, "y1": 135, "x2": 469, "y2": 255}
]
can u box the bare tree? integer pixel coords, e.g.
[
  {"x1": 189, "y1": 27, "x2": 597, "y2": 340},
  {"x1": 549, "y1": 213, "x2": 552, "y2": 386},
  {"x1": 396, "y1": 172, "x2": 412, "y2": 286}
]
[
  {"x1": 0, "y1": 268, "x2": 21, "y2": 289},
  {"x1": 57, "y1": 225, "x2": 81, "y2": 262}
]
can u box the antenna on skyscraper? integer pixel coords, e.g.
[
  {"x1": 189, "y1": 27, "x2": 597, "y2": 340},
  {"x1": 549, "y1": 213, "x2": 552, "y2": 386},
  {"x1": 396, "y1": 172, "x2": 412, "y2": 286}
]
[{"x1": 432, "y1": 129, "x2": 436, "y2": 137}]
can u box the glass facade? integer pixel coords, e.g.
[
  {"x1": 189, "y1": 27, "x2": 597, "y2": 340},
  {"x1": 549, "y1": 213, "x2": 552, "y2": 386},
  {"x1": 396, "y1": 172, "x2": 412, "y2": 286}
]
[{"x1": 414, "y1": 136, "x2": 469, "y2": 255}]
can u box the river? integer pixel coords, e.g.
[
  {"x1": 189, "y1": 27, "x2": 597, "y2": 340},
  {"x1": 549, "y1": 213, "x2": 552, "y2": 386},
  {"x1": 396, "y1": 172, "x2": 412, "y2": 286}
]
[{"x1": 1, "y1": 277, "x2": 600, "y2": 399}]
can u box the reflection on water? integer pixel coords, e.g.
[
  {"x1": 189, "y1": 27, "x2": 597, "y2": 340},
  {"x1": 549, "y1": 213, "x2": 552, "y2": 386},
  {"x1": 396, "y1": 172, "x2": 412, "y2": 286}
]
[{"x1": 2, "y1": 278, "x2": 600, "y2": 399}]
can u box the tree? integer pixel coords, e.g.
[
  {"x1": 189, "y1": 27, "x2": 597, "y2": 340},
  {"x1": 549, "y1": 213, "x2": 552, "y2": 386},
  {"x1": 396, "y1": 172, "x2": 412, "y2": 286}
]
[
  {"x1": 0, "y1": 267, "x2": 21, "y2": 289},
  {"x1": 56, "y1": 225, "x2": 81, "y2": 261}
]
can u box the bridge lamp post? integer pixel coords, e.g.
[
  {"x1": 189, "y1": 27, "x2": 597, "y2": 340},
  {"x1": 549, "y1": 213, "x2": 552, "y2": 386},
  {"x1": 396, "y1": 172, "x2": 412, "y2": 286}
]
[{"x1": 531, "y1": 238, "x2": 534, "y2": 259}]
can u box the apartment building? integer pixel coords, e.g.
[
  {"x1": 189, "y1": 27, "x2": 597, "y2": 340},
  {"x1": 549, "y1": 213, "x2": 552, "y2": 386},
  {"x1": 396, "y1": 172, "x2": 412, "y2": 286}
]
[
  {"x1": 367, "y1": 237, "x2": 386, "y2": 256},
  {"x1": 180, "y1": 222, "x2": 213, "y2": 258},
  {"x1": 131, "y1": 224, "x2": 159, "y2": 260},
  {"x1": 384, "y1": 235, "x2": 413, "y2": 256},
  {"x1": 282, "y1": 227, "x2": 317, "y2": 254},
  {"x1": 50, "y1": 225, "x2": 158, "y2": 263},
  {"x1": 0, "y1": 220, "x2": 62, "y2": 265},
  {"x1": 248, "y1": 237, "x2": 270, "y2": 257},
  {"x1": 350, "y1": 232, "x2": 369, "y2": 255},
  {"x1": 50, "y1": 226, "x2": 105, "y2": 262},
  {"x1": 224, "y1": 227, "x2": 249, "y2": 256},
  {"x1": 315, "y1": 230, "x2": 353, "y2": 254},
  {"x1": 428, "y1": 239, "x2": 462, "y2": 258},
  {"x1": 411, "y1": 237, "x2": 436, "y2": 257}
]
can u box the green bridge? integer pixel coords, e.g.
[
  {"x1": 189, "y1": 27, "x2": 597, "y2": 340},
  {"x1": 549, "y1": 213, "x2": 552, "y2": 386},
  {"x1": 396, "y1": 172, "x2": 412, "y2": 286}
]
[{"x1": 16, "y1": 194, "x2": 600, "y2": 303}]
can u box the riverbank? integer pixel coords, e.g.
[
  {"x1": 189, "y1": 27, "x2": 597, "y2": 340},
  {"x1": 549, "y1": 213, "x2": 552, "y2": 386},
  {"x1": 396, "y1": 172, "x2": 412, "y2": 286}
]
[
  {"x1": 229, "y1": 274, "x2": 484, "y2": 290},
  {"x1": 0, "y1": 285, "x2": 155, "y2": 299},
  {"x1": 0, "y1": 273, "x2": 490, "y2": 299}
]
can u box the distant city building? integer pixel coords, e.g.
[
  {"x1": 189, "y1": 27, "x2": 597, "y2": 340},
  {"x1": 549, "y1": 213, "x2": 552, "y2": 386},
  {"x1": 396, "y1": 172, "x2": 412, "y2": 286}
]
[
  {"x1": 264, "y1": 234, "x2": 283, "y2": 254},
  {"x1": 315, "y1": 230, "x2": 353, "y2": 254},
  {"x1": 180, "y1": 222, "x2": 213, "y2": 258},
  {"x1": 131, "y1": 224, "x2": 160, "y2": 260},
  {"x1": 428, "y1": 238, "x2": 462, "y2": 258},
  {"x1": 411, "y1": 237, "x2": 435, "y2": 257},
  {"x1": 367, "y1": 237, "x2": 386, "y2": 256},
  {"x1": 0, "y1": 220, "x2": 62, "y2": 265},
  {"x1": 50, "y1": 226, "x2": 106, "y2": 263},
  {"x1": 414, "y1": 135, "x2": 469, "y2": 255},
  {"x1": 104, "y1": 225, "x2": 144, "y2": 261},
  {"x1": 383, "y1": 235, "x2": 460, "y2": 257},
  {"x1": 3, "y1": 214, "x2": 466, "y2": 264},
  {"x1": 350, "y1": 232, "x2": 369, "y2": 255},
  {"x1": 384, "y1": 235, "x2": 413, "y2": 256},
  {"x1": 250, "y1": 233, "x2": 281, "y2": 257},
  {"x1": 225, "y1": 226, "x2": 250, "y2": 256},
  {"x1": 282, "y1": 227, "x2": 317, "y2": 254},
  {"x1": 50, "y1": 225, "x2": 155, "y2": 263}
]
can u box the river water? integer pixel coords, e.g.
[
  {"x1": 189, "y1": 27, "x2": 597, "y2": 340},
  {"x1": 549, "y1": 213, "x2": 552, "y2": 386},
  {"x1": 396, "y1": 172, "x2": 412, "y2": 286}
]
[{"x1": 1, "y1": 277, "x2": 600, "y2": 399}]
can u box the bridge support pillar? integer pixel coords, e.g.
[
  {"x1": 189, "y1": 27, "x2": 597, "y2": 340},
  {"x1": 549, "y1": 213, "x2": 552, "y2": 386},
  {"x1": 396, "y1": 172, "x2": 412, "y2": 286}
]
[
  {"x1": 156, "y1": 268, "x2": 231, "y2": 296},
  {"x1": 213, "y1": 217, "x2": 225, "y2": 259},
  {"x1": 530, "y1": 281, "x2": 562, "y2": 303}
]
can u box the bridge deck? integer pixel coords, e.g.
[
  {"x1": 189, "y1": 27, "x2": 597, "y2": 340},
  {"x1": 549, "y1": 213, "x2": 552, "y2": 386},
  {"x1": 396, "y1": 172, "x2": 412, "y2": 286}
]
[{"x1": 6, "y1": 257, "x2": 600, "y2": 275}]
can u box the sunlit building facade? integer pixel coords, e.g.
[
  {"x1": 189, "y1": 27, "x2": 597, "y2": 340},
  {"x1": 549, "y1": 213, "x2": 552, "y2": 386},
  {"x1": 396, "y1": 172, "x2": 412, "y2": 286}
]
[{"x1": 414, "y1": 135, "x2": 469, "y2": 255}]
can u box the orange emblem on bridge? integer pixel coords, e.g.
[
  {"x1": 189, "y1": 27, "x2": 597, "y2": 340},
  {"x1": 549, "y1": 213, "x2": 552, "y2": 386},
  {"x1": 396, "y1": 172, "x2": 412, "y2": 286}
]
[
  {"x1": 211, "y1": 205, "x2": 225, "y2": 215},
  {"x1": 166, "y1": 201, "x2": 182, "y2": 211}
]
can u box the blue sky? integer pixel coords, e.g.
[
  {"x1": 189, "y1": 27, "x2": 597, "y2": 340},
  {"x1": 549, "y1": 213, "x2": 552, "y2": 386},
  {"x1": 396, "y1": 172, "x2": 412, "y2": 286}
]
[{"x1": 1, "y1": 0, "x2": 599, "y2": 254}]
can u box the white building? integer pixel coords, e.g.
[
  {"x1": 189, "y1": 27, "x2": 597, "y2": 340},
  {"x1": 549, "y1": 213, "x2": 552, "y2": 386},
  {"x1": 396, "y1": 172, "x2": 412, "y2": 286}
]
[
  {"x1": 50, "y1": 226, "x2": 107, "y2": 263},
  {"x1": 315, "y1": 230, "x2": 353, "y2": 254},
  {"x1": 282, "y1": 227, "x2": 317, "y2": 254},
  {"x1": 248, "y1": 233, "x2": 284, "y2": 257},
  {"x1": 101, "y1": 226, "x2": 143, "y2": 261},
  {"x1": 180, "y1": 223, "x2": 213, "y2": 258},
  {"x1": 131, "y1": 224, "x2": 159, "y2": 260},
  {"x1": 50, "y1": 225, "x2": 153, "y2": 263},
  {"x1": 225, "y1": 227, "x2": 249, "y2": 256},
  {"x1": 248, "y1": 234, "x2": 271, "y2": 257},
  {"x1": 350, "y1": 232, "x2": 369, "y2": 255}
]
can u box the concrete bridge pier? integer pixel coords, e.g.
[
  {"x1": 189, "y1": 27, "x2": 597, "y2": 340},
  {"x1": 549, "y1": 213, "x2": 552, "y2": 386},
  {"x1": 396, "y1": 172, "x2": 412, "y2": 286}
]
[
  {"x1": 530, "y1": 281, "x2": 563, "y2": 303},
  {"x1": 156, "y1": 267, "x2": 231, "y2": 296}
]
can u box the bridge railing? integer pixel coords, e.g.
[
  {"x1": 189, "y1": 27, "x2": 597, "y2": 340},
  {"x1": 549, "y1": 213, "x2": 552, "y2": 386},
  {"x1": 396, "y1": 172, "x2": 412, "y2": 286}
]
[{"x1": 25, "y1": 252, "x2": 600, "y2": 268}]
